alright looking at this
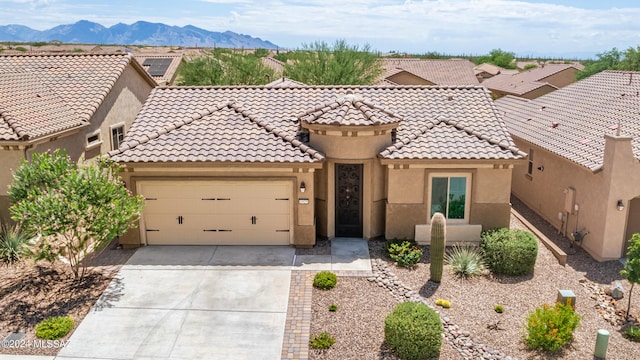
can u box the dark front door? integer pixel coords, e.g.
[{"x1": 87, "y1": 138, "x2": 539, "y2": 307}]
[{"x1": 335, "y1": 164, "x2": 363, "y2": 237}]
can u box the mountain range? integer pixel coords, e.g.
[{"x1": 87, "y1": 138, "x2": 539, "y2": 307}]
[{"x1": 0, "y1": 20, "x2": 278, "y2": 49}]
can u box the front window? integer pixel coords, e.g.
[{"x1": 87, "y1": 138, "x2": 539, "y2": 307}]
[
  {"x1": 527, "y1": 149, "x2": 534, "y2": 176},
  {"x1": 429, "y1": 174, "x2": 470, "y2": 222}
]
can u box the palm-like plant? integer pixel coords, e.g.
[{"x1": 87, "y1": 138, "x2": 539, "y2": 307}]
[
  {"x1": 0, "y1": 223, "x2": 32, "y2": 265},
  {"x1": 444, "y1": 245, "x2": 486, "y2": 279}
]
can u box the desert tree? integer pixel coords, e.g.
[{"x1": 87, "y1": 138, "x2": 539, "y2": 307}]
[
  {"x1": 9, "y1": 149, "x2": 145, "y2": 278},
  {"x1": 177, "y1": 48, "x2": 275, "y2": 85},
  {"x1": 621, "y1": 233, "x2": 640, "y2": 318},
  {"x1": 281, "y1": 40, "x2": 383, "y2": 85}
]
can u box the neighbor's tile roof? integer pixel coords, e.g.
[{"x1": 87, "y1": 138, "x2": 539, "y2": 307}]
[
  {"x1": 262, "y1": 57, "x2": 285, "y2": 74},
  {"x1": 378, "y1": 59, "x2": 479, "y2": 85},
  {"x1": 109, "y1": 86, "x2": 524, "y2": 164},
  {"x1": 134, "y1": 53, "x2": 183, "y2": 85},
  {"x1": 495, "y1": 70, "x2": 640, "y2": 171},
  {"x1": 0, "y1": 53, "x2": 149, "y2": 141},
  {"x1": 265, "y1": 77, "x2": 308, "y2": 88},
  {"x1": 482, "y1": 63, "x2": 580, "y2": 96}
]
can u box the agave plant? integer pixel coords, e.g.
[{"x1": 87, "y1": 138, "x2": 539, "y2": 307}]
[
  {"x1": 444, "y1": 245, "x2": 486, "y2": 279},
  {"x1": 0, "y1": 223, "x2": 33, "y2": 265}
]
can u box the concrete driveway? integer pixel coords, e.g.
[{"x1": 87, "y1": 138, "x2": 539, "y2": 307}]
[{"x1": 57, "y1": 246, "x2": 295, "y2": 360}]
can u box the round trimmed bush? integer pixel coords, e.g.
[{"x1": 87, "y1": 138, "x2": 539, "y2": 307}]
[
  {"x1": 35, "y1": 316, "x2": 74, "y2": 340},
  {"x1": 384, "y1": 302, "x2": 443, "y2": 360},
  {"x1": 313, "y1": 271, "x2": 337, "y2": 290},
  {"x1": 481, "y1": 228, "x2": 538, "y2": 275}
]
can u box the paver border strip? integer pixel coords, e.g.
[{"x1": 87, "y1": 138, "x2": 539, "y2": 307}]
[{"x1": 281, "y1": 271, "x2": 313, "y2": 360}]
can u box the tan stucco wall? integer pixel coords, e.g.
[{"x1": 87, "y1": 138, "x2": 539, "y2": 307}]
[
  {"x1": 511, "y1": 135, "x2": 640, "y2": 260},
  {"x1": 540, "y1": 68, "x2": 577, "y2": 89},
  {"x1": 387, "y1": 72, "x2": 435, "y2": 85},
  {"x1": 117, "y1": 166, "x2": 317, "y2": 248},
  {"x1": 87, "y1": 65, "x2": 154, "y2": 155},
  {"x1": 385, "y1": 164, "x2": 515, "y2": 240},
  {"x1": 491, "y1": 85, "x2": 556, "y2": 100}
]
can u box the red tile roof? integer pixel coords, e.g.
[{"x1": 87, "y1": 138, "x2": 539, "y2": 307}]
[
  {"x1": 134, "y1": 53, "x2": 183, "y2": 85},
  {"x1": 496, "y1": 70, "x2": 640, "y2": 171},
  {"x1": 110, "y1": 86, "x2": 524, "y2": 164},
  {"x1": 0, "y1": 53, "x2": 155, "y2": 142},
  {"x1": 378, "y1": 59, "x2": 479, "y2": 85}
]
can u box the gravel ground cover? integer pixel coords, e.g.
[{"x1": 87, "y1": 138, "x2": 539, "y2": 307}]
[{"x1": 311, "y1": 200, "x2": 640, "y2": 359}]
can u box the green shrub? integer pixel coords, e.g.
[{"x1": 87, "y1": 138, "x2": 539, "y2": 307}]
[
  {"x1": 310, "y1": 331, "x2": 335, "y2": 349},
  {"x1": 444, "y1": 245, "x2": 485, "y2": 279},
  {"x1": 494, "y1": 305, "x2": 504, "y2": 313},
  {"x1": 35, "y1": 316, "x2": 74, "y2": 340},
  {"x1": 328, "y1": 304, "x2": 338, "y2": 312},
  {"x1": 313, "y1": 271, "x2": 337, "y2": 290},
  {"x1": 624, "y1": 324, "x2": 640, "y2": 342},
  {"x1": 0, "y1": 223, "x2": 32, "y2": 265},
  {"x1": 388, "y1": 241, "x2": 422, "y2": 267},
  {"x1": 524, "y1": 303, "x2": 580, "y2": 352},
  {"x1": 384, "y1": 302, "x2": 443, "y2": 360},
  {"x1": 481, "y1": 228, "x2": 538, "y2": 275}
]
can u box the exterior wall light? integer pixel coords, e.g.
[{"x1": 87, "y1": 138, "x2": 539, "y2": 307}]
[
  {"x1": 300, "y1": 181, "x2": 306, "y2": 193},
  {"x1": 617, "y1": 200, "x2": 624, "y2": 211},
  {"x1": 537, "y1": 165, "x2": 544, "y2": 171}
]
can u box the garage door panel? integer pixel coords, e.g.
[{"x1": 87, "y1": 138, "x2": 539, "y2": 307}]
[{"x1": 139, "y1": 180, "x2": 292, "y2": 245}]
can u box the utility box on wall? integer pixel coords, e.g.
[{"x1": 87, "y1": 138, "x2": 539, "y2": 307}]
[{"x1": 564, "y1": 187, "x2": 576, "y2": 214}]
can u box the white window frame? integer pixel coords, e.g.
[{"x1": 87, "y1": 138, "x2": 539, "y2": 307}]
[
  {"x1": 85, "y1": 130, "x2": 102, "y2": 151},
  {"x1": 427, "y1": 173, "x2": 472, "y2": 224},
  {"x1": 110, "y1": 123, "x2": 125, "y2": 151},
  {"x1": 527, "y1": 149, "x2": 534, "y2": 177}
]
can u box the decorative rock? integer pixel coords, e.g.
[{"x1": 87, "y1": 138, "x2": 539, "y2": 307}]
[{"x1": 611, "y1": 281, "x2": 625, "y2": 300}]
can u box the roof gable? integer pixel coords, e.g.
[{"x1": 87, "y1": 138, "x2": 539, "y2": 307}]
[
  {"x1": 496, "y1": 70, "x2": 640, "y2": 171},
  {"x1": 299, "y1": 93, "x2": 402, "y2": 126},
  {"x1": 379, "y1": 118, "x2": 524, "y2": 160},
  {"x1": 109, "y1": 100, "x2": 324, "y2": 164}
]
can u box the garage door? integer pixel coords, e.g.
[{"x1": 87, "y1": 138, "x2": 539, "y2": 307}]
[{"x1": 138, "y1": 181, "x2": 292, "y2": 245}]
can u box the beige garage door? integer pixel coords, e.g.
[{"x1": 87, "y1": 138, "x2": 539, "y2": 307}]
[{"x1": 138, "y1": 181, "x2": 292, "y2": 245}]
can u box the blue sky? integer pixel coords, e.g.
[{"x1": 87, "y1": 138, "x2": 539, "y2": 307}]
[{"x1": 1, "y1": 0, "x2": 640, "y2": 58}]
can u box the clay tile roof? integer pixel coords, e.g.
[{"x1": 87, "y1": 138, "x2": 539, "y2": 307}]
[
  {"x1": 0, "y1": 53, "x2": 149, "y2": 141},
  {"x1": 298, "y1": 93, "x2": 403, "y2": 126},
  {"x1": 261, "y1": 57, "x2": 285, "y2": 74},
  {"x1": 495, "y1": 70, "x2": 640, "y2": 171},
  {"x1": 264, "y1": 77, "x2": 308, "y2": 88},
  {"x1": 378, "y1": 58, "x2": 479, "y2": 85},
  {"x1": 482, "y1": 63, "x2": 580, "y2": 96},
  {"x1": 134, "y1": 53, "x2": 183, "y2": 85},
  {"x1": 111, "y1": 85, "x2": 522, "y2": 164}
]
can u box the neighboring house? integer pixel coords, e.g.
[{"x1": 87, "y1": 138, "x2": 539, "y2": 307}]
[
  {"x1": 473, "y1": 63, "x2": 518, "y2": 82},
  {"x1": 377, "y1": 58, "x2": 479, "y2": 85},
  {"x1": 109, "y1": 85, "x2": 525, "y2": 248},
  {"x1": 483, "y1": 63, "x2": 582, "y2": 99},
  {"x1": 496, "y1": 70, "x2": 640, "y2": 261},
  {"x1": 134, "y1": 53, "x2": 184, "y2": 85},
  {"x1": 0, "y1": 53, "x2": 156, "y2": 220}
]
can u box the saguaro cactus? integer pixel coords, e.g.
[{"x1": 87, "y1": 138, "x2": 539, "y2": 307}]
[{"x1": 430, "y1": 212, "x2": 447, "y2": 282}]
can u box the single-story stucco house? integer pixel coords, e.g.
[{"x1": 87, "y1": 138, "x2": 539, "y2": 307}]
[
  {"x1": 0, "y1": 53, "x2": 156, "y2": 221},
  {"x1": 376, "y1": 59, "x2": 480, "y2": 86},
  {"x1": 483, "y1": 63, "x2": 582, "y2": 100},
  {"x1": 496, "y1": 70, "x2": 640, "y2": 261},
  {"x1": 109, "y1": 85, "x2": 525, "y2": 248}
]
